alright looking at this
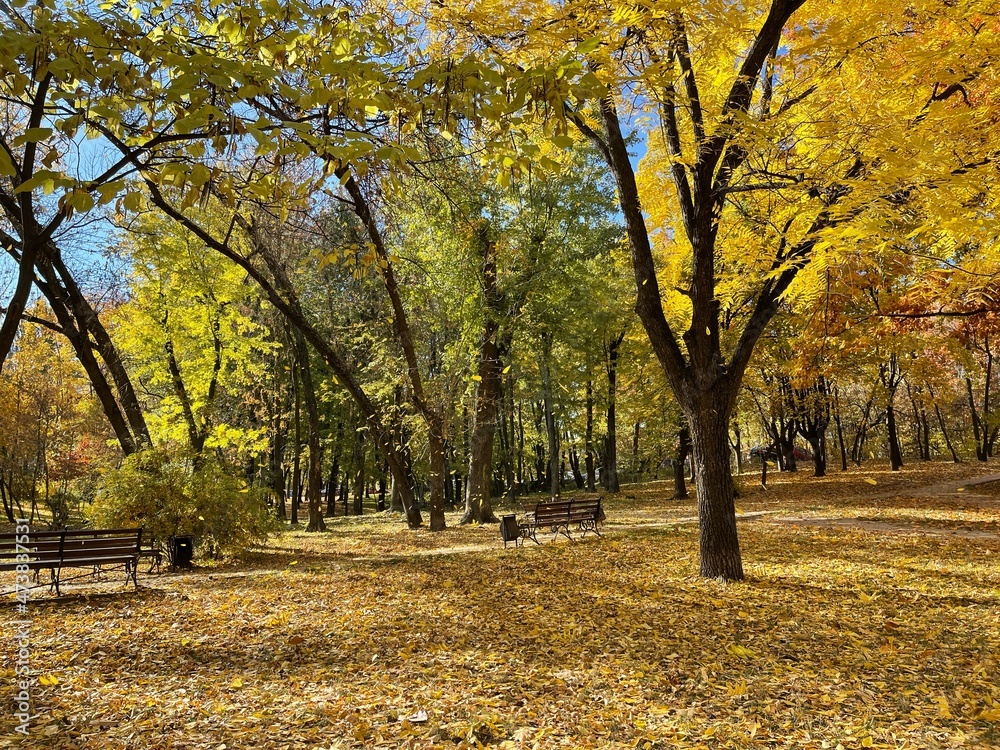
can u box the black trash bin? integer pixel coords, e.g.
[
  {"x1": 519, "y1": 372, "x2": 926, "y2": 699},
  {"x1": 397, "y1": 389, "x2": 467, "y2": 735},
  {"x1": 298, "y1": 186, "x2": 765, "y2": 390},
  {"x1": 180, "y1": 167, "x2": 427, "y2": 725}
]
[
  {"x1": 171, "y1": 535, "x2": 194, "y2": 569},
  {"x1": 500, "y1": 515, "x2": 521, "y2": 549}
]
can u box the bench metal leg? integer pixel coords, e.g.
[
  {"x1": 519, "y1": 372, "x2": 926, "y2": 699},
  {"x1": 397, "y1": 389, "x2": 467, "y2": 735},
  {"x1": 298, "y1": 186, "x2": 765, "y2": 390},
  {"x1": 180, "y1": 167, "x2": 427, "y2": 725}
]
[{"x1": 519, "y1": 524, "x2": 540, "y2": 545}]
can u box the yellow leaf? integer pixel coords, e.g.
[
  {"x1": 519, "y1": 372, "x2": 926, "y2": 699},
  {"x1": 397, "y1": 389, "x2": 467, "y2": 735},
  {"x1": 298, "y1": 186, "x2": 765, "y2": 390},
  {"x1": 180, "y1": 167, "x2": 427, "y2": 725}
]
[
  {"x1": 229, "y1": 677, "x2": 243, "y2": 689},
  {"x1": 935, "y1": 695, "x2": 952, "y2": 719},
  {"x1": 726, "y1": 679, "x2": 747, "y2": 697},
  {"x1": 726, "y1": 643, "x2": 757, "y2": 660},
  {"x1": 863, "y1": 478, "x2": 878, "y2": 485}
]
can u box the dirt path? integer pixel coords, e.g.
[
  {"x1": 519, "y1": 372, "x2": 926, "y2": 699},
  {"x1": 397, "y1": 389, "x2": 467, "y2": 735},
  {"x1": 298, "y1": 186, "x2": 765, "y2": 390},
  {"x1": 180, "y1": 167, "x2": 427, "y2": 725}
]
[{"x1": 769, "y1": 472, "x2": 1000, "y2": 539}]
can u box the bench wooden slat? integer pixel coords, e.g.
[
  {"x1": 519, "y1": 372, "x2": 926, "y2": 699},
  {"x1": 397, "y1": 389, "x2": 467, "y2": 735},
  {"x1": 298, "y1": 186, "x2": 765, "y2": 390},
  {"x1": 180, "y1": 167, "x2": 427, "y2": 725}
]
[
  {"x1": 512, "y1": 497, "x2": 603, "y2": 546},
  {"x1": 0, "y1": 529, "x2": 142, "y2": 595}
]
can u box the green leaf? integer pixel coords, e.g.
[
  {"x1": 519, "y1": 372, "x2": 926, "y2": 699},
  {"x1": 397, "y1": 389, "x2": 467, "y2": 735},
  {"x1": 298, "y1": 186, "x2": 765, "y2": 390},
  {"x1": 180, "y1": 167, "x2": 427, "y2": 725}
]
[
  {"x1": 0, "y1": 148, "x2": 16, "y2": 178},
  {"x1": 13, "y1": 170, "x2": 58, "y2": 195},
  {"x1": 14, "y1": 128, "x2": 53, "y2": 146}
]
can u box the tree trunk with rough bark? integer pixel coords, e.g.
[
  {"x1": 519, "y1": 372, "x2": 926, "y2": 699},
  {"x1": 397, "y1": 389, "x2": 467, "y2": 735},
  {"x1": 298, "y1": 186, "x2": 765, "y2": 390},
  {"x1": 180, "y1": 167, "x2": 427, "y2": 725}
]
[
  {"x1": 461, "y1": 225, "x2": 503, "y2": 525},
  {"x1": 690, "y1": 404, "x2": 743, "y2": 581}
]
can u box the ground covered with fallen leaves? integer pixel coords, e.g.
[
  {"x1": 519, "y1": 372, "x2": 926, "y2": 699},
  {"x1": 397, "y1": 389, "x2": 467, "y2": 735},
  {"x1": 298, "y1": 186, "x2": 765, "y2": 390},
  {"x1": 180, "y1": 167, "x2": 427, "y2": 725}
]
[{"x1": 3, "y1": 460, "x2": 1000, "y2": 749}]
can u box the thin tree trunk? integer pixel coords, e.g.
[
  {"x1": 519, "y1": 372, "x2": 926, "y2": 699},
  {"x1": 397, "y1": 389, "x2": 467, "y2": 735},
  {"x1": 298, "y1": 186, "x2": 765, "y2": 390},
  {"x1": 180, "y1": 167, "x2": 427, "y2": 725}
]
[
  {"x1": 833, "y1": 386, "x2": 849, "y2": 471},
  {"x1": 272, "y1": 428, "x2": 287, "y2": 521},
  {"x1": 604, "y1": 331, "x2": 624, "y2": 492},
  {"x1": 294, "y1": 331, "x2": 326, "y2": 532},
  {"x1": 290, "y1": 358, "x2": 301, "y2": 525},
  {"x1": 585, "y1": 379, "x2": 597, "y2": 491},
  {"x1": 351, "y1": 430, "x2": 366, "y2": 516},
  {"x1": 674, "y1": 426, "x2": 691, "y2": 499},
  {"x1": 540, "y1": 340, "x2": 560, "y2": 500},
  {"x1": 933, "y1": 398, "x2": 960, "y2": 463}
]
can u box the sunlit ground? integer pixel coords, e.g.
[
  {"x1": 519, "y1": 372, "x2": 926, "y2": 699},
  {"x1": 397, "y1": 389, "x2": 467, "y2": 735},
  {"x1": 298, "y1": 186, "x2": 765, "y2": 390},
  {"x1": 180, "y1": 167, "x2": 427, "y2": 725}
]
[{"x1": 2, "y1": 459, "x2": 999, "y2": 749}]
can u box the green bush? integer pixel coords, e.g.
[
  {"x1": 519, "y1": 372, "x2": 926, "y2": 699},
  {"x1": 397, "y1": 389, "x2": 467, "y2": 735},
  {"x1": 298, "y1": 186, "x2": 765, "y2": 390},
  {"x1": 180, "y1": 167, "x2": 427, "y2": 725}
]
[{"x1": 90, "y1": 450, "x2": 277, "y2": 556}]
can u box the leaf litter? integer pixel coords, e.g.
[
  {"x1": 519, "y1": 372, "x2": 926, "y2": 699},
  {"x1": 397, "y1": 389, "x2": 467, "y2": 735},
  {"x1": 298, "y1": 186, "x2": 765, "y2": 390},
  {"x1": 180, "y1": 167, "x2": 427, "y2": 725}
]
[{"x1": 1, "y1": 462, "x2": 998, "y2": 749}]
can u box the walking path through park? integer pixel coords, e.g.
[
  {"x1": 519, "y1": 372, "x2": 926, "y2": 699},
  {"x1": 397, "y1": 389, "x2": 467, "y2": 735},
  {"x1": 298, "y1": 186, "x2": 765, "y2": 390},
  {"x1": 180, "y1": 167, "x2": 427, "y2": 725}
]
[{"x1": 768, "y1": 472, "x2": 1000, "y2": 539}]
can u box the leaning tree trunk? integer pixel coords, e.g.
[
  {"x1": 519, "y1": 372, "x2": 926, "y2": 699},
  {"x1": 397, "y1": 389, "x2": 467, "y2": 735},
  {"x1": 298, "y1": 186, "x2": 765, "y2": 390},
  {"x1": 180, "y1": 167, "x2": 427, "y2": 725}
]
[{"x1": 928, "y1": 385, "x2": 960, "y2": 463}]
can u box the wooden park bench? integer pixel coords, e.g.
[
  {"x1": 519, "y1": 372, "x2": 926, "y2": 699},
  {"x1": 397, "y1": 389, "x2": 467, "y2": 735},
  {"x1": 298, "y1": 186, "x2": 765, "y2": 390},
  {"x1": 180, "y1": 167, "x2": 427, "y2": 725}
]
[
  {"x1": 509, "y1": 497, "x2": 603, "y2": 546},
  {"x1": 0, "y1": 528, "x2": 143, "y2": 596}
]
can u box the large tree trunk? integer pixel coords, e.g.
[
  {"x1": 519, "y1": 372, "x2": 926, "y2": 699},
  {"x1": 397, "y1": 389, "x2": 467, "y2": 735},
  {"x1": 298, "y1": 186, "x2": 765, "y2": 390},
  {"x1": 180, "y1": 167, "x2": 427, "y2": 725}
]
[
  {"x1": 461, "y1": 333, "x2": 502, "y2": 524},
  {"x1": 808, "y1": 434, "x2": 827, "y2": 477},
  {"x1": 0, "y1": 242, "x2": 39, "y2": 371},
  {"x1": 47, "y1": 247, "x2": 151, "y2": 448},
  {"x1": 581, "y1": 3, "x2": 812, "y2": 579},
  {"x1": 39, "y1": 284, "x2": 139, "y2": 455},
  {"x1": 27, "y1": 252, "x2": 143, "y2": 455},
  {"x1": 461, "y1": 226, "x2": 503, "y2": 525},
  {"x1": 689, "y1": 404, "x2": 743, "y2": 581}
]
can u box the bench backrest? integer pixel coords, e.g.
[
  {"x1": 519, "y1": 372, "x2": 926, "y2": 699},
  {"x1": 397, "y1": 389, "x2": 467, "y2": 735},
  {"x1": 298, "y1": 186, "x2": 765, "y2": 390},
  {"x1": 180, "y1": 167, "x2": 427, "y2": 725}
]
[
  {"x1": 526, "y1": 497, "x2": 602, "y2": 524},
  {"x1": 0, "y1": 529, "x2": 142, "y2": 564},
  {"x1": 532, "y1": 501, "x2": 573, "y2": 524}
]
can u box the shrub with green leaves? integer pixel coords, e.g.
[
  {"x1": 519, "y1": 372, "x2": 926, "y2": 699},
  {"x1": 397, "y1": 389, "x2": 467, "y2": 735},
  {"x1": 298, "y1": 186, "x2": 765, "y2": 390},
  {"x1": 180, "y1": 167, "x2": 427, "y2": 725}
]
[{"x1": 90, "y1": 450, "x2": 277, "y2": 556}]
